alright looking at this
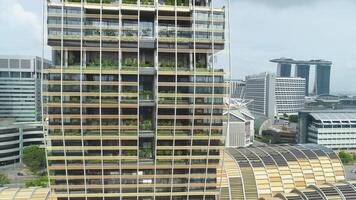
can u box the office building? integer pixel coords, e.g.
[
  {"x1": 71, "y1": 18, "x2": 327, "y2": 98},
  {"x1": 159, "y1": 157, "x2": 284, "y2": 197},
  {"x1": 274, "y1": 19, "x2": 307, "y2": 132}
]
[
  {"x1": 0, "y1": 55, "x2": 51, "y2": 122},
  {"x1": 275, "y1": 77, "x2": 305, "y2": 115},
  {"x1": 0, "y1": 119, "x2": 44, "y2": 168},
  {"x1": 298, "y1": 110, "x2": 356, "y2": 149},
  {"x1": 44, "y1": 0, "x2": 228, "y2": 199},
  {"x1": 245, "y1": 73, "x2": 305, "y2": 118},
  {"x1": 271, "y1": 58, "x2": 332, "y2": 96},
  {"x1": 223, "y1": 105, "x2": 254, "y2": 147},
  {"x1": 245, "y1": 73, "x2": 276, "y2": 118}
]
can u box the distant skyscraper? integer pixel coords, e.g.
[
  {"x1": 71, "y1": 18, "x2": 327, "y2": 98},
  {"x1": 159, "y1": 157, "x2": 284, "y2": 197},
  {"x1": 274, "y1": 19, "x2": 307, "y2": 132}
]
[
  {"x1": 245, "y1": 73, "x2": 276, "y2": 118},
  {"x1": 245, "y1": 72, "x2": 305, "y2": 118},
  {"x1": 277, "y1": 63, "x2": 292, "y2": 77},
  {"x1": 314, "y1": 64, "x2": 331, "y2": 95},
  {"x1": 271, "y1": 58, "x2": 332, "y2": 96},
  {"x1": 0, "y1": 55, "x2": 51, "y2": 122},
  {"x1": 275, "y1": 77, "x2": 306, "y2": 115},
  {"x1": 295, "y1": 64, "x2": 310, "y2": 96}
]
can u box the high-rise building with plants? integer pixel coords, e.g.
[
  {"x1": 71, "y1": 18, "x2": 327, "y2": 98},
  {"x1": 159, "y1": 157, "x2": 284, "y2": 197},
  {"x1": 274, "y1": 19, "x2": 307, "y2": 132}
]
[{"x1": 43, "y1": 0, "x2": 228, "y2": 199}]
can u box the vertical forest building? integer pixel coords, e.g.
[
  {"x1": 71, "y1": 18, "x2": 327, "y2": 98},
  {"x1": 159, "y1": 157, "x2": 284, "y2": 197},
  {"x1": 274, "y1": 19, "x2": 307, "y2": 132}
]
[{"x1": 44, "y1": 0, "x2": 228, "y2": 199}]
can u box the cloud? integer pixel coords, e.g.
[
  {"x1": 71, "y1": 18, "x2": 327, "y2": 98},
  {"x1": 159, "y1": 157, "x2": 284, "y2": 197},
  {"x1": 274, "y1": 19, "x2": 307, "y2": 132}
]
[
  {"x1": 0, "y1": 0, "x2": 42, "y2": 55},
  {"x1": 232, "y1": 0, "x2": 353, "y2": 9}
]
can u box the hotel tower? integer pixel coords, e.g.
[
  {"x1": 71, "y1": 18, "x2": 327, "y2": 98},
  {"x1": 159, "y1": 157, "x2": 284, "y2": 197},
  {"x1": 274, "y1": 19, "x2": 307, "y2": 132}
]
[{"x1": 43, "y1": 0, "x2": 229, "y2": 199}]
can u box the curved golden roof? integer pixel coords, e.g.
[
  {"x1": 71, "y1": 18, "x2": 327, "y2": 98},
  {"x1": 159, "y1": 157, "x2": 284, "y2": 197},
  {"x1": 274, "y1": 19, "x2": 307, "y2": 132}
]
[
  {"x1": 271, "y1": 181, "x2": 356, "y2": 200},
  {"x1": 0, "y1": 187, "x2": 52, "y2": 200},
  {"x1": 219, "y1": 144, "x2": 345, "y2": 200}
]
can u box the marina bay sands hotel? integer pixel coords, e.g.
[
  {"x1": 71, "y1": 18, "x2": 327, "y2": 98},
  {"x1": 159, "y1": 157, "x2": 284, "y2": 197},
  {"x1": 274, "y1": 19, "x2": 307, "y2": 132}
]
[{"x1": 271, "y1": 58, "x2": 332, "y2": 96}]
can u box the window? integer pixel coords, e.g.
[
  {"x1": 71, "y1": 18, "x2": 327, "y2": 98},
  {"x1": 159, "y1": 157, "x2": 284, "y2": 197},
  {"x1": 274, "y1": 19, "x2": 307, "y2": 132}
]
[
  {"x1": 10, "y1": 72, "x2": 20, "y2": 78},
  {"x1": 21, "y1": 72, "x2": 32, "y2": 78}
]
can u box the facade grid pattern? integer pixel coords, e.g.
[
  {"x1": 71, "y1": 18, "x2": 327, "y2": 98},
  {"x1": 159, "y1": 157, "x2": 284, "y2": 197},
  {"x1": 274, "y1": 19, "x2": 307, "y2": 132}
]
[{"x1": 43, "y1": 0, "x2": 229, "y2": 199}]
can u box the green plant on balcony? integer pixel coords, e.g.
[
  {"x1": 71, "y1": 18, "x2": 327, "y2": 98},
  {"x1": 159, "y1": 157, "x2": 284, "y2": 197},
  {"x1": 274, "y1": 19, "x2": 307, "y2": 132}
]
[
  {"x1": 140, "y1": 61, "x2": 153, "y2": 67},
  {"x1": 157, "y1": 131, "x2": 173, "y2": 136},
  {"x1": 123, "y1": 119, "x2": 137, "y2": 126},
  {"x1": 122, "y1": 0, "x2": 137, "y2": 4},
  {"x1": 158, "y1": 120, "x2": 173, "y2": 126},
  {"x1": 141, "y1": 28, "x2": 152, "y2": 36},
  {"x1": 86, "y1": 0, "x2": 112, "y2": 3},
  {"x1": 139, "y1": 148, "x2": 152, "y2": 159},
  {"x1": 194, "y1": 131, "x2": 207, "y2": 136},
  {"x1": 88, "y1": 58, "x2": 100, "y2": 67},
  {"x1": 104, "y1": 29, "x2": 116, "y2": 36},
  {"x1": 175, "y1": 150, "x2": 187, "y2": 156},
  {"x1": 163, "y1": 0, "x2": 175, "y2": 5},
  {"x1": 159, "y1": 90, "x2": 174, "y2": 94},
  {"x1": 102, "y1": 59, "x2": 118, "y2": 68},
  {"x1": 195, "y1": 62, "x2": 206, "y2": 68},
  {"x1": 122, "y1": 150, "x2": 137, "y2": 156},
  {"x1": 140, "y1": 120, "x2": 152, "y2": 130},
  {"x1": 123, "y1": 58, "x2": 138, "y2": 67},
  {"x1": 177, "y1": 0, "x2": 188, "y2": 6},
  {"x1": 141, "y1": 0, "x2": 154, "y2": 5},
  {"x1": 159, "y1": 60, "x2": 175, "y2": 68},
  {"x1": 140, "y1": 90, "x2": 153, "y2": 100},
  {"x1": 68, "y1": 54, "x2": 77, "y2": 66},
  {"x1": 157, "y1": 150, "x2": 172, "y2": 156},
  {"x1": 121, "y1": 131, "x2": 137, "y2": 136}
]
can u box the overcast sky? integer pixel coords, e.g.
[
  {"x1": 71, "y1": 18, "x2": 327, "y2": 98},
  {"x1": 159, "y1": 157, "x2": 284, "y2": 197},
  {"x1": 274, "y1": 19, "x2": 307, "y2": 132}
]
[{"x1": 0, "y1": 0, "x2": 355, "y2": 94}]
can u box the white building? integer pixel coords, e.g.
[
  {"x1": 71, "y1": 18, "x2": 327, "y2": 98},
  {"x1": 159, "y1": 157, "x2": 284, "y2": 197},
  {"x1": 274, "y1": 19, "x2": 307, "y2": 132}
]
[
  {"x1": 299, "y1": 110, "x2": 356, "y2": 149},
  {"x1": 245, "y1": 72, "x2": 305, "y2": 118},
  {"x1": 275, "y1": 77, "x2": 306, "y2": 115},
  {"x1": 224, "y1": 103, "x2": 255, "y2": 147},
  {"x1": 0, "y1": 55, "x2": 51, "y2": 122}
]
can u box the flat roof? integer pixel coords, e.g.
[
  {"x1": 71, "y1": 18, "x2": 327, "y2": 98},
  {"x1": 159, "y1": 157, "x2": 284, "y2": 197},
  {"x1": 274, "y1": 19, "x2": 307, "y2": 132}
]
[
  {"x1": 309, "y1": 112, "x2": 356, "y2": 121},
  {"x1": 270, "y1": 58, "x2": 332, "y2": 65}
]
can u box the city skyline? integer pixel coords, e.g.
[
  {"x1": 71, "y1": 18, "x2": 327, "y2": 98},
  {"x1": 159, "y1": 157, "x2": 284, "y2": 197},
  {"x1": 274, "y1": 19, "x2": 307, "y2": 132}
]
[{"x1": 3, "y1": 0, "x2": 355, "y2": 94}]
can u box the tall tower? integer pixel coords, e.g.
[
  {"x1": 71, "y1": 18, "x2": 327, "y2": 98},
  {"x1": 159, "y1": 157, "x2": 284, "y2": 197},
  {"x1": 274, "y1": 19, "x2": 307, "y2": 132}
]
[
  {"x1": 314, "y1": 64, "x2": 331, "y2": 95},
  {"x1": 276, "y1": 63, "x2": 292, "y2": 77},
  {"x1": 43, "y1": 0, "x2": 228, "y2": 199},
  {"x1": 295, "y1": 64, "x2": 310, "y2": 96}
]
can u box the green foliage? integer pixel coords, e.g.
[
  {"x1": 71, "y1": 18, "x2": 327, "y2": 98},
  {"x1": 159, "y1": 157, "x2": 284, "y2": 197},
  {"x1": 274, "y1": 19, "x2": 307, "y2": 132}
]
[
  {"x1": 140, "y1": 119, "x2": 153, "y2": 130},
  {"x1": 122, "y1": 0, "x2": 137, "y2": 4},
  {"x1": 0, "y1": 173, "x2": 10, "y2": 186},
  {"x1": 141, "y1": 0, "x2": 154, "y2": 5},
  {"x1": 123, "y1": 58, "x2": 138, "y2": 67},
  {"x1": 288, "y1": 115, "x2": 299, "y2": 123},
  {"x1": 339, "y1": 151, "x2": 356, "y2": 164},
  {"x1": 22, "y1": 145, "x2": 46, "y2": 175},
  {"x1": 25, "y1": 176, "x2": 48, "y2": 188},
  {"x1": 139, "y1": 149, "x2": 153, "y2": 159},
  {"x1": 140, "y1": 90, "x2": 153, "y2": 100}
]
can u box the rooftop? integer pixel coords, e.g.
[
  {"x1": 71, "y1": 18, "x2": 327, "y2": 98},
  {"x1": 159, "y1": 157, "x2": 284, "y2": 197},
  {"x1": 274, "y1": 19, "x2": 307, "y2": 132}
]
[{"x1": 270, "y1": 58, "x2": 332, "y2": 65}]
